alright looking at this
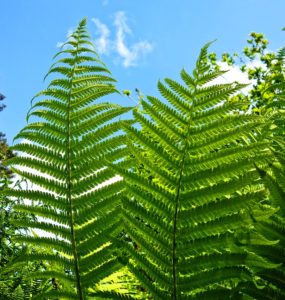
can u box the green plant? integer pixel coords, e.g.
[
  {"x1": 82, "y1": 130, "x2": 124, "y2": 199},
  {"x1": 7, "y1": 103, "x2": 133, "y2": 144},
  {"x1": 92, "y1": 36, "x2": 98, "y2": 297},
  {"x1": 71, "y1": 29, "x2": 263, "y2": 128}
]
[
  {"x1": 0, "y1": 94, "x2": 46, "y2": 299},
  {"x1": 5, "y1": 19, "x2": 132, "y2": 299},
  {"x1": 114, "y1": 43, "x2": 277, "y2": 299},
  {"x1": 4, "y1": 19, "x2": 284, "y2": 300},
  {"x1": 208, "y1": 31, "x2": 284, "y2": 114},
  {"x1": 242, "y1": 45, "x2": 285, "y2": 299}
]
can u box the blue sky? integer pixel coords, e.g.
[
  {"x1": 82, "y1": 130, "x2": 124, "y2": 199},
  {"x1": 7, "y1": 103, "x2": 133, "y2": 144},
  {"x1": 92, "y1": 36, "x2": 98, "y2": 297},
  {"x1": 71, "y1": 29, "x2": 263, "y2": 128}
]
[{"x1": 0, "y1": 0, "x2": 284, "y2": 144}]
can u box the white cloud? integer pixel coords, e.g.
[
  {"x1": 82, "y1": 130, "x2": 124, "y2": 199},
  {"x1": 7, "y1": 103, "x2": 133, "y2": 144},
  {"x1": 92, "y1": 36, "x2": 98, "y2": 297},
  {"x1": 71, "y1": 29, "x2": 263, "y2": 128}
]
[
  {"x1": 208, "y1": 60, "x2": 266, "y2": 95},
  {"x1": 56, "y1": 41, "x2": 64, "y2": 48},
  {"x1": 246, "y1": 59, "x2": 267, "y2": 70},
  {"x1": 113, "y1": 11, "x2": 153, "y2": 67},
  {"x1": 213, "y1": 62, "x2": 251, "y2": 86},
  {"x1": 56, "y1": 12, "x2": 153, "y2": 67},
  {"x1": 203, "y1": 60, "x2": 267, "y2": 114},
  {"x1": 56, "y1": 28, "x2": 74, "y2": 48},
  {"x1": 92, "y1": 18, "x2": 111, "y2": 54},
  {"x1": 92, "y1": 11, "x2": 153, "y2": 67}
]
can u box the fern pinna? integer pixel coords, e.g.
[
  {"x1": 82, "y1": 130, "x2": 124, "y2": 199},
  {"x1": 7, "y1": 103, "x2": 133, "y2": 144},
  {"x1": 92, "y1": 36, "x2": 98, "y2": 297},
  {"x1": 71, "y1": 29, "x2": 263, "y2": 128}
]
[
  {"x1": 115, "y1": 43, "x2": 276, "y2": 299},
  {"x1": 243, "y1": 48, "x2": 285, "y2": 299},
  {"x1": 5, "y1": 19, "x2": 131, "y2": 299}
]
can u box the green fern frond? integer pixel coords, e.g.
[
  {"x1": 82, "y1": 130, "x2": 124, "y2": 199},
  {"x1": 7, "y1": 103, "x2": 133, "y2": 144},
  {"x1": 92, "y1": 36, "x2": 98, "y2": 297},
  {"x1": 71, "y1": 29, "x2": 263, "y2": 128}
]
[
  {"x1": 6, "y1": 19, "x2": 130, "y2": 299},
  {"x1": 118, "y1": 44, "x2": 275, "y2": 299},
  {"x1": 251, "y1": 163, "x2": 285, "y2": 296}
]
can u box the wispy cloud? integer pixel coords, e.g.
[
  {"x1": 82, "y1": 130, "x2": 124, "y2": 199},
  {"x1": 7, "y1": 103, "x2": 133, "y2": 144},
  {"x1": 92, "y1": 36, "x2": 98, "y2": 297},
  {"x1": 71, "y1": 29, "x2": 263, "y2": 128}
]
[
  {"x1": 57, "y1": 12, "x2": 153, "y2": 67},
  {"x1": 92, "y1": 11, "x2": 153, "y2": 67},
  {"x1": 92, "y1": 18, "x2": 110, "y2": 54},
  {"x1": 208, "y1": 61, "x2": 265, "y2": 95},
  {"x1": 113, "y1": 11, "x2": 153, "y2": 67},
  {"x1": 56, "y1": 28, "x2": 74, "y2": 48}
]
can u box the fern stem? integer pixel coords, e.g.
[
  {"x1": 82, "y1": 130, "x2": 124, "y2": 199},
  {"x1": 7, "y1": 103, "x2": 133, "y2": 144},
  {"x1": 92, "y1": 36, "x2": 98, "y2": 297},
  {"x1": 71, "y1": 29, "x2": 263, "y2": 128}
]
[
  {"x1": 172, "y1": 156, "x2": 185, "y2": 299},
  {"x1": 67, "y1": 36, "x2": 84, "y2": 300},
  {"x1": 172, "y1": 118, "x2": 192, "y2": 300}
]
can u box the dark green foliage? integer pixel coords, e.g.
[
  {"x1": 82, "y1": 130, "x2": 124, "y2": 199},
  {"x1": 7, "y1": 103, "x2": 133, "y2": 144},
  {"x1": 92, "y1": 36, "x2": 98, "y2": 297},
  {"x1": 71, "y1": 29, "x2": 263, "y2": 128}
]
[
  {"x1": 5, "y1": 19, "x2": 131, "y2": 299},
  {"x1": 243, "y1": 49, "x2": 285, "y2": 299},
  {"x1": 114, "y1": 43, "x2": 277, "y2": 299},
  {"x1": 0, "y1": 94, "x2": 45, "y2": 299},
  {"x1": 0, "y1": 92, "x2": 6, "y2": 112}
]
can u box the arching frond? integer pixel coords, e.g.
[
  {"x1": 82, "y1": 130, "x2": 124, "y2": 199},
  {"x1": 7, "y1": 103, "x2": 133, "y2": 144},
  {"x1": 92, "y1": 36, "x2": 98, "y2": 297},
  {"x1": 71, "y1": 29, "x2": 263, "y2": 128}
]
[{"x1": 117, "y1": 43, "x2": 275, "y2": 299}]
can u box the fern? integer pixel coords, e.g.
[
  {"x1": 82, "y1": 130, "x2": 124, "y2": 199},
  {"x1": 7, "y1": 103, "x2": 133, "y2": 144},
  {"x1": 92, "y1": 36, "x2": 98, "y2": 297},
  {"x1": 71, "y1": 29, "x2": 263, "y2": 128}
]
[
  {"x1": 242, "y1": 49, "x2": 285, "y2": 299},
  {"x1": 243, "y1": 164, "x2": 285, "y2": 299},
  {"x1": 5, "y1": 19, "x2": 131, "y2": 299},
  {"x1": 115, "y1": 43, "x2": 276, "y2": 299}
]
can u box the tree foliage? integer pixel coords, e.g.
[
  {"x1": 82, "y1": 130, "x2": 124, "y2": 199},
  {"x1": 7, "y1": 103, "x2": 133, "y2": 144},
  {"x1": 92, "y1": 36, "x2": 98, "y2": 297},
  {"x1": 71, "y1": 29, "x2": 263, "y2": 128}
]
[{"x1": 208, "y1": 32, "x2": 285, "y2": 298}]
